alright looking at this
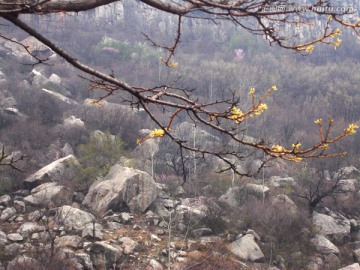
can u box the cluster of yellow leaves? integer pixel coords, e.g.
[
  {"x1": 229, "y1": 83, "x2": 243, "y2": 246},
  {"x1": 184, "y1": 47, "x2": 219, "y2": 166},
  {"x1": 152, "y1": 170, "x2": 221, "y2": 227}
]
[
  {"x1": 227, "y1": 86, "x2": 276, "y2": 124},
  {"x1": 270, "y1": 143, "x2": 303, "y2": 162},
  {"x1": 149, "y1": 128, "x2": 165, "y2": 138},
  {"x1": 346, "y1": 123, "x2": 359, "y2": 135},
  {"x1": 136, "y1": 128, "x2": 166, "y2": 145},
  {"x1": 306, "y1": 45, "x2": 315, "y2": 53},
  {"x1": 228, "y1": 106, "x2": 244, "y2": 124}
]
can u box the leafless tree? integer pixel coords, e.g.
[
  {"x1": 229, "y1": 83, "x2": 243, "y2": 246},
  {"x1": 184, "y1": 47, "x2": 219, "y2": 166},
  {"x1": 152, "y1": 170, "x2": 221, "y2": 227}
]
[
  {"x1": 294, "y1": 168, "x2": 351, "y2": 214},
  {"x1": 0, "y1": 0, "x2": 359, "y2": 181}
]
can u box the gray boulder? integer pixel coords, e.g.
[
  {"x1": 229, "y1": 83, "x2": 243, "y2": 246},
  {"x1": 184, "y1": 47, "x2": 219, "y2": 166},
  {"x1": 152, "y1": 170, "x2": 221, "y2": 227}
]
[
  {"x1": 311, "y1": 234, "x2": 339, "y2": 255},
  {"x1": 313, "y1": 211, "x2": 350, "y2": 236},
  {"x1": 23, "y1": 155, "x2": 79, "y2": 189},
  {"x1": 55, "y1": 205, "x2": 95, "y2": 232},
  {"x1": 0, "y1": 207, "x2": 17, "y2": 221},
  {"x1": 0, "y1": 195, "x2": 11, "y2": 207},
  {"x1": 83, "y1": 165, "x2": 159, "y2": 214},
  {"x1": 24, "y1": 182, "x2": 73, "y2": 207},
  {"x1": 227, "y1": 234, "x2": 265, "y2": 262},
  {"x1": 118, "y1": 237, "x2": 138, "y2": 254},
  {"x1": 89, "y1": 241, "x2": 123, "y2": 269},
  {"x1": 7, "y1": 233, "x2": 23, "y2": 242}
]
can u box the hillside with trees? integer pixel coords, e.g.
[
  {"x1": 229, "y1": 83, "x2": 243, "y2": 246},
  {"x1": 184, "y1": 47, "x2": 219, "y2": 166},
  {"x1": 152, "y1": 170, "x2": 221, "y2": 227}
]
[{"x1": 0, "y1": 0, "x2": 360, "y2": 269}]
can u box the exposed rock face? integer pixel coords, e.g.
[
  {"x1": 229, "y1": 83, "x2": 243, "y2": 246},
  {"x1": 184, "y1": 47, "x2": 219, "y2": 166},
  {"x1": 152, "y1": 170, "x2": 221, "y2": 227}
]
[
  {"x1": 23, "y1": 155, "x2": 79, "y2": 189},
  {"x1": 55, "y1": 205, "x2": 95, "y2": 232},
  {"x1": 311, "y1": 234, "x2": 339, "y2": 255},
  {"x1": 313, "y1": 211, "x2": 351, "y2": 236},
  {"x1": 24, "y1": 182, "x2": 73, "y2": 207},
  {"x1": 83, "y1": 165, "x2": 159, "y2": 214},
  {"x1": 227, "y1": 234, "x2": 265, "y2": 262}
]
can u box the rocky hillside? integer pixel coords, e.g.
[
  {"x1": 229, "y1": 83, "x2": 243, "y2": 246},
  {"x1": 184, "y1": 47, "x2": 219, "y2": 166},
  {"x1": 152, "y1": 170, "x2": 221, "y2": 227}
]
[
  {"x1": 1, "y1": 149, "x2": 360, "y2": 269},
  {"x1": 2, "y1": 7, "x2": 360, "y2": 270}
]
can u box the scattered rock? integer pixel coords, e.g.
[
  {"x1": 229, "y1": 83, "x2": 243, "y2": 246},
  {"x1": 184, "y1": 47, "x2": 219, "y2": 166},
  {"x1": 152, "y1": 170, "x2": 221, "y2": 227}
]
[
  {"x1": 55, "y1": 235, "x2": 83, "y2": 249},
  {"x1": 7, "y1": 233, "x2": 23, "y2": 242},
  {"x1": 0, "y1": 207, "x2": 17, "y2": 221},
  {"x1": 150, "y1": 234, "x2": 161, "y2": 242},
  {"x1": 149, "y1": 258, "x2": 164, "y2": 270},
  {"x1": 119, "y1": 237, "x2": 138, "y2": 254},
  {"x1": 227, "y1": 234, "x2": 265, "y2": 262},
  {"x1": 17, "y1": 222, "x2": 43, "y2": 237}
]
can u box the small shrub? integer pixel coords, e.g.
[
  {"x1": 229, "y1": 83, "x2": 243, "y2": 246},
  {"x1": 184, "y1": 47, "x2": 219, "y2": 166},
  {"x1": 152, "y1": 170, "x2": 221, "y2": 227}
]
[{"x1": 74, "y1": 131, "x2": 126, "y2": 189}]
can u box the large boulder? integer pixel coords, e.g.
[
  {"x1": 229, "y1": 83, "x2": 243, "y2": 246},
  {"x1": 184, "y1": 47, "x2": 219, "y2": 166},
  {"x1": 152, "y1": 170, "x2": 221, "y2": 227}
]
[
  {"x1": 23, "y1": 182, "x2": 73, "y2": 207},
  {"x1": 313, "y1": 211, "x2": 350, "y2": 236},
  {"x1": 55, "y1": 205, "x2": 95, "y2": 232},
  {"x1": 23, "y1": 155, "x2": 79, "y2": 189},
  {"x1": 83, "y1": 165, "x2": 159, "y2": 214},
  {"x1": 227, "y1": 234, "x2": 265, "y2": 262}
]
